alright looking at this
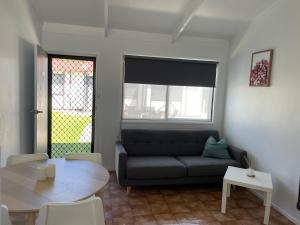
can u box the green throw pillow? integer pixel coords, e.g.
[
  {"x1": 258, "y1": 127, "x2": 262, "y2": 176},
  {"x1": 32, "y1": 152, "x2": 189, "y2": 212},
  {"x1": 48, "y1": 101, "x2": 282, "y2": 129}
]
[{"x1": 202, "y1": 136, "x2": 231, "y2": 159}]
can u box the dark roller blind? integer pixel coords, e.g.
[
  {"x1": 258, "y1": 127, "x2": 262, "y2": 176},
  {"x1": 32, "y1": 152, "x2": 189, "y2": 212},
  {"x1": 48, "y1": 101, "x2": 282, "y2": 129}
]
[{"x1": 124, "y1": 55, "x2": 217, "y2": 87}]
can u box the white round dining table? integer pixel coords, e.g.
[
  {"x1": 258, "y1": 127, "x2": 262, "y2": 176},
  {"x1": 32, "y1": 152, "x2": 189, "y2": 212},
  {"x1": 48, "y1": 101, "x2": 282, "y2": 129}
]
[{"x1": 0, "y1": 159, "x2": 109, "y2": 225}]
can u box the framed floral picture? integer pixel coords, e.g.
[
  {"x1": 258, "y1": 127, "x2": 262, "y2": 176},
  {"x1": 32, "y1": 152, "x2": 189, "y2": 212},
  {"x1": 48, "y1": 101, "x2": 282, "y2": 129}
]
[{"x1": 249, "y1": 49, "x2": 273, "y2": 87}]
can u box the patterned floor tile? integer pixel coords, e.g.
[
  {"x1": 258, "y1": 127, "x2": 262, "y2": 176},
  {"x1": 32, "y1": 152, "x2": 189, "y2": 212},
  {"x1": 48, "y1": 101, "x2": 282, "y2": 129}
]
[
  {"x1": 212, "y1": 211, "x2": 236, "y2": 222},
  {"x1": 131, "y1": 204, "x2": 152, "y2": 217},
  {"x1": 186, "y1": 201, "x2": 206, "y2": 211},
  {"x1": 133, "y1": 215, "x2": 158, "y2": 225},
  {"x1": 149, "y1": 203, "x2": 170, "y2": 214},
  {"x1": 9, "y1": 172, "x2": 295, "y2": 225},
  {"x1": 168, "y1": 203, "x2": 192, "y2": 213},
  {"x1": 228, "y1": 208, "x2": 253, "y2": 220},
  {"x1": 154, "y1": 213, "x2": 178, "y2": 224},
  {"x1": 203, "y1": 200, "x2": 222, "y2": 211}
]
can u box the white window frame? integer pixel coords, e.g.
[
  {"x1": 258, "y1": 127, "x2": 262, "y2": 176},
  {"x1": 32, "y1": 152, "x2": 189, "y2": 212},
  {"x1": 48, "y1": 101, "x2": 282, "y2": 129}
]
[{"x1": 121, "y1": 84, "x2": 215, "y2": 124}]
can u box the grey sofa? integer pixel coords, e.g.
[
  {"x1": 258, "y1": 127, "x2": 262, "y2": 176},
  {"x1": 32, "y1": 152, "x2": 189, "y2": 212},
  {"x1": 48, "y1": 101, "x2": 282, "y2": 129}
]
[{"x1": 115, "y1": 129, "x2": 247, "y2": 189}]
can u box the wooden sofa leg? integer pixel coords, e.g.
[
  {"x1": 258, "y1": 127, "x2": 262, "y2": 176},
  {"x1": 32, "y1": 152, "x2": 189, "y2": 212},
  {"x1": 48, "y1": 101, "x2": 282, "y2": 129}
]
[{"x1": 127, "y1": 186, "x2": 132, "y2": 194}]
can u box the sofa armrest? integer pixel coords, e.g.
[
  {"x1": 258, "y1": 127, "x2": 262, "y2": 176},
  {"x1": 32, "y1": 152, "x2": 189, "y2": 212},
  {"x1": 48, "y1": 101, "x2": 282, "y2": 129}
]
[
  {"x1": 228, "y1": 146, "x2": 248, "y2": 168},
  {"x1": 115, "y1": 143, "x2": 127, "y2": 186}
]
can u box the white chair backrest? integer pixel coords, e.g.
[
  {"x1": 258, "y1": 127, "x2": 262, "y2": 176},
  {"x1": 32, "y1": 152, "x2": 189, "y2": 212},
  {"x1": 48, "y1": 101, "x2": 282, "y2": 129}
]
[
  {"x1": 64, "y1": 153, "x2": 102, "y2": 165},
  {"x1": 1, "y1": 205, "x2": 12, "y2": 225},
  {"x1": 35, "y1": 197, "x2": 105, "y2": 225},
  {"x1": 6, "y1": 153, "x2": 49, "y2": 166}
]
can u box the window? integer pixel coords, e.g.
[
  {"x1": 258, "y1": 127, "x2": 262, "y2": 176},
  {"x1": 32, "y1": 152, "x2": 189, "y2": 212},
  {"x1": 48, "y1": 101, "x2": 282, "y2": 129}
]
[
  {"x1": 123, "y1": 84, "x2": 166, "y2": 119},
  {"x1": 123, "y1": 84, "x2": 213, "y2": 121},
  {"x1": 122, "y1": 55, "x2": 217, "y2": 122},
  {"x1": 168, "y1": 86, "x2": 213, "y2": 120}
]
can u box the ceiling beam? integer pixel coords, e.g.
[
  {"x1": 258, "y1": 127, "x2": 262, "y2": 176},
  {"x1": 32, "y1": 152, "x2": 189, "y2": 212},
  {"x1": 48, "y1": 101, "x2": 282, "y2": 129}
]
[
  {"x1": 171, "y1": 0, "x2": 204, "y2": 42},
  {"x1": 104, "y1": 0, "x2": 109, "y2": 37}
]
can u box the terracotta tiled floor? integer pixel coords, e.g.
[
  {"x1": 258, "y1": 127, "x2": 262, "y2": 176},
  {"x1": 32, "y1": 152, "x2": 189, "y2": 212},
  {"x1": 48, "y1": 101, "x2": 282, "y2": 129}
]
[
  {"x1": 10, "y1": 172, "x2": 295, "y2": 225},
  {"x1": 103, "y1": 173, "x2": 295, "y2": 225}
]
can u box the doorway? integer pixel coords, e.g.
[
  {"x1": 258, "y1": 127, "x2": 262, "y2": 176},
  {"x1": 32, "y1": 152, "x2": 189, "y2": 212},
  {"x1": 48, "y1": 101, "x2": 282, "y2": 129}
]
[{"x1": 48, "y1": 55, "x2": 96, "y2": 158}]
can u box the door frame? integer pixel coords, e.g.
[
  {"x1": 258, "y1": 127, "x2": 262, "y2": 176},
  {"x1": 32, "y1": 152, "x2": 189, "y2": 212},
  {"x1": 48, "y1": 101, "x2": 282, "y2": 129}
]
[{"x1": 47, "y1": 54, "x2": 97, "y2": 158}]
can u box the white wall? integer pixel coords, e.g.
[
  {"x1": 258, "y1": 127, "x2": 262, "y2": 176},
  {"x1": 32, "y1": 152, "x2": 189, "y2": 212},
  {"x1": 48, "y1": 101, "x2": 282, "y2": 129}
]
[
  {"x1": 224, "y1": 0, "x2": 300, "y2": 223},
  {"x1": 42, "y1": 23, "x2": 230, "y2": 170},
  {"x1": 0, "y1": 0, "x2": 42, "y2": 166}
]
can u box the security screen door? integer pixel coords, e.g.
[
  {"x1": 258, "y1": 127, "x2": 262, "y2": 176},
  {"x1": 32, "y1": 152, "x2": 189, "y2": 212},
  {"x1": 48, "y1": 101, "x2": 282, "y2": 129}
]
[{"x1": 48, "y1": 55, "x2": 96, "y2": 158}]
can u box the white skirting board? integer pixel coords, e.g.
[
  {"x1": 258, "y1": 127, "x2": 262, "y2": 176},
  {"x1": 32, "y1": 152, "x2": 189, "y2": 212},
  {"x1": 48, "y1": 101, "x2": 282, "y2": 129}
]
[{"x1": 249, "y1": 189, "x2": 300, "y2": 225}]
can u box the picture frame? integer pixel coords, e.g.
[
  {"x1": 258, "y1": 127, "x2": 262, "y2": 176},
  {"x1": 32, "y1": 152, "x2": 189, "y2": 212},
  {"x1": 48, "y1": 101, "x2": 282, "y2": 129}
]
[{"x1": 249, "y1": 49, "x2": 273, "y2": 87}]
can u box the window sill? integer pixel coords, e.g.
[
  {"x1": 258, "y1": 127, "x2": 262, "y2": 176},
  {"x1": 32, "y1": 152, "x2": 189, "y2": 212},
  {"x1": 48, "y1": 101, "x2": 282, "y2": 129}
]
[{"x1": 121, "y1": 119, "x2": 214, "y2": 126}]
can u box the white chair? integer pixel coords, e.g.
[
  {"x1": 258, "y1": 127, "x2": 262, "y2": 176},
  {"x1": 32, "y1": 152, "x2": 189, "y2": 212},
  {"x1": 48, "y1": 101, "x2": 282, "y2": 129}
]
[
  {"x1": 1, "y1": 205, "x2": 13, "y2": 225},
  {"x1": 6, "y1": 153, "x2": 49, "y2": 166},
  {"x1": 35, "y1": 197, "x2": 105, "y2": 225},
  {"x1": 64, "y1": 153, "x2": 102, "y2": 165}
]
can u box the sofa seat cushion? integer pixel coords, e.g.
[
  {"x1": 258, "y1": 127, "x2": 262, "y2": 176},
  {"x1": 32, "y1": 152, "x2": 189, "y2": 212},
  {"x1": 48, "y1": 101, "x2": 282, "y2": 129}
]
[
  {"x1": 176, "y1": 156, "x2": 240, "y2": 177},
  {"x1": 127, "y1": 156, "x2": 186, "y2": 179}
]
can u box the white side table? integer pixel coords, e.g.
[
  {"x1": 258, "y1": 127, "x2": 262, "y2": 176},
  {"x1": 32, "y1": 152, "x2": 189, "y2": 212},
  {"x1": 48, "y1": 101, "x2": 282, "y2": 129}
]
[{"x1": 221, "y1": 166, "x2": 273, "y2": 225}]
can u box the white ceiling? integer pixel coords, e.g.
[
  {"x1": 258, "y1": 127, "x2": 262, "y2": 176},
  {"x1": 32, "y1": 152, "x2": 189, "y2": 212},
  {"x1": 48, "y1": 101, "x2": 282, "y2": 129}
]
[
  {"x1": 29, "y1": 0, "x2": 105, "y2": 27},
  {"x1": 29, "y1": 0, "x2": 277, "y2": 40}
]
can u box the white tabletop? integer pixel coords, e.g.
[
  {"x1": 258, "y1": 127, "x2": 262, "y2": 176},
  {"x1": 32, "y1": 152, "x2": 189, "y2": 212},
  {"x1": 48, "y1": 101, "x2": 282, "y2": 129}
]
[
  {"x1": 224, "y1": 166, "x2": 273, "y2": 192},
  {"x1": 1, "y1": 159, "x2": 110, "y2": 213}
]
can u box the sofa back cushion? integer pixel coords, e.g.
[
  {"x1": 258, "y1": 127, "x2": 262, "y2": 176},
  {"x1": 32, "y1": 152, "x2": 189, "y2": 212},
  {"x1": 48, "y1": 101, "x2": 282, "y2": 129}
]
[{"x1": 121, "y1": 129, "x2": 219, "y2": 156}]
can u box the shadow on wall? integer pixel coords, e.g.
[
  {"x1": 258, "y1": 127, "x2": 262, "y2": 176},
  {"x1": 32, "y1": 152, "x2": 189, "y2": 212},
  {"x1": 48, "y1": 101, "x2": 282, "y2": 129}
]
[
  {"x1": 275, "y1": 177, "x2": 300, "y2": 215},
  {"x1": 18, "y1": 37, "x2": 35, "y2": 154}
]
